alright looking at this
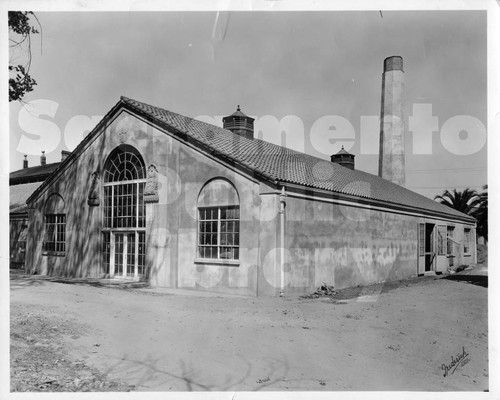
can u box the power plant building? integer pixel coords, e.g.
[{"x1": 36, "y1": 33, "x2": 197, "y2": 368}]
[{"x1": 10, "y1": 57, "x2": 477, "y2": 296}]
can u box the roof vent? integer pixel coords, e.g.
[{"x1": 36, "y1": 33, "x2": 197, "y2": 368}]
[
  {"x1": 330, "y1": 146, "x2": 355, "y2": 170},
  {"x1": 40, "y1": 151, "x2": 46, "y2": 166},
  {"x1": 23, "y1": 155, "x2": 28, "y2": 169},
  {"x1": 222, "y1": 105, "x2": 255, "y2": 140}
]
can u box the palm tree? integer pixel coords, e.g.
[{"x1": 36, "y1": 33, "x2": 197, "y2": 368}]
[
  {"x1": 434, "y1": 188, "x2": 482, "y2": 215},
  {"x1": 472, "y1": 185, "x2": 488, "y2": 242}
]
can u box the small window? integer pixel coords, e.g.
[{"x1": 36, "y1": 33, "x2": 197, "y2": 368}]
[
  {"x1": 18, "y1": 223, "x2": 28, "y2": 253},
  {"x1": 43, "y1": 214, "x2": 66, "y2": 254},
  {"x1": 437, "y1": 225, "x2": 446, "y2": 255},
  {"x1": 464, "y1": 228, "x2": 471, "y2": 254},
  {"x1": 198, "y1": 206, "x2": 240, "y2": 260},
  {"x1": 446, "y1": 226, "x2": 455, "y2": 255}
]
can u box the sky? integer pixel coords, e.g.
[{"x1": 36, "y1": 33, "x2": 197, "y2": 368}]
[{"x1": 8, "y1": 9, "x2": 488, "y2": 200}]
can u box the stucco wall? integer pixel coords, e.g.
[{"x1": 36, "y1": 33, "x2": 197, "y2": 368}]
[
  {"x1": 281, "y1": 194, "x2": 476, "y2": 295},
  {"x1": 162, "y1": 137, "x2": 263, "y2": 296},
  {"x1": 25, "y1": 109, "x2": 267, "y2": 296}
]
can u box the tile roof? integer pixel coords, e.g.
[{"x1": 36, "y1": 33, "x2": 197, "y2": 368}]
[
  {"x1": 334, "y1": 146, "x2": 353, "y2": 156},
  {"x1": 10, "y1": 182, "x2": 43, "y2": 214},
  {"x1": 121, "y1": 96, "x2": 475, "y2": 223},
  {"x1": 10, "y1": 162, "x2": 60, "y2": 185},
  {"x1": 225, "y1": 106, "x2": 253, "y2": 119}
]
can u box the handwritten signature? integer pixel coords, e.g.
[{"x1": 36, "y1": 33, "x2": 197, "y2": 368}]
[{"x1": 441, "y1": 346, "x2": 470, "y2": 377}]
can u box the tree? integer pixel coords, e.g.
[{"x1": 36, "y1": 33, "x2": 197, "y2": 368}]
[
  {"x1": 434, "y1": 188, "x2": 482, "y2": 215},
  {"x1": 472, "y1": 185, "x2": 488, "y2": 242},
  {"x1": 9, "y1": 11, "x2": 40, "y2": 102}
]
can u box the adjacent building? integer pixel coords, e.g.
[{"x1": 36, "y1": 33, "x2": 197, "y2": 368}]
[{"x1": 9, "y1": 152, "x2": 67, "y2": 268}]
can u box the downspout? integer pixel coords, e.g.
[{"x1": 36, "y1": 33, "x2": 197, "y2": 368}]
[
  {"x1": 473, "y1": 226, "x2": 477, "y2": 264},
  {"x1": 279, "y1": 186, "x2": 287, "y2": 297}
]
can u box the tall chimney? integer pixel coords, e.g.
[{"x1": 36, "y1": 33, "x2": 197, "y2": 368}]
[
  {"x1": 379, "y1": 56, "x2": 405, "y2": 187},
  {"x1": 23, "y1": 155, "x2": 28, "y2": 169},
  {"x1": 40, "y1": 151, "x2": 46, "y2": 166}
]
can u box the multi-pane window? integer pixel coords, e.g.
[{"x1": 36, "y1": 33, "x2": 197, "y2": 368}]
[
  {"x1": 198, "y1": 206, "x2": 240, "y2": 260},
  {"x1": 103, "y1": 148, "x2": 146, "y2": 182},
  {"x1": 464, "y1": 228, "x2": 471, "y2": 254},
  {"x1": 103, "y1": 183, "x2": 145, "y2": 228},
  {"x1": 19, "y1": 223, "x2": 28, "y2": 252},
  {"x1": 446, "y1": 226, "x2": 455, "y2": 255},
  {"x1": 437, "y1": 225, "x2": 446, "y2": 255},
  {"x1": 102, "y1": 146, "x2": 147, "y2": 278},
  {"x1": 103, "y1": 147, "x2": 146, "y2": 229},
  {"x1": 43, "y1": 214, "x2": 66, "y2": 253},
  {"x1": 418, "y1": 223, "x2": 425, "y2": 256}
]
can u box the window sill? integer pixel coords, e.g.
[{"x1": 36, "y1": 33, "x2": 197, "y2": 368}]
[
  {"x1": 464, "y1": 253, "x2": 471, "y2": 257},
  {"x1": 194, "y1": 258, "x2": 240, "y2": 267},
  {"x1": 42, "y1": 251, "x2": 65, "y2": 257}
]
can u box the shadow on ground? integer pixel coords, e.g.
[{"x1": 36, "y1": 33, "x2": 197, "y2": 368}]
[
  {"x1": 442, "y1": 274, "x2": 488, "y2": 288},
  {"x1": 99, "y1": 352, "x2": 290, "y2": 391},
  {"x1": 9, "y1": 269, "x2": 149, "y2": 290}
]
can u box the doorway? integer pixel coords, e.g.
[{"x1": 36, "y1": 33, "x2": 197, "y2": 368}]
[
  {"x1": 424, "y1": 223, "x2": 435, "y2": 271},
  {"x1": 101, "y1": 145, "x2": 147, "y2": 280},
  {"x1": 418, "y1": 222, "x2": 436, "y2": 274},
  {"x1": 103, "y1": 231, "x2": 146, "y2": 279}
]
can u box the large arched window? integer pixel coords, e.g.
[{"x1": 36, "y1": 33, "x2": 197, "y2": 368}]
[
  {"x1": 102, "y1": 145, "x2": 147, "y2": 279},
  {"x1": 103, "y1": 145, "x2": 146, "y2": 229},
  {"x1": 197, "y1": 179, "x2": 240, "y2": 260}
]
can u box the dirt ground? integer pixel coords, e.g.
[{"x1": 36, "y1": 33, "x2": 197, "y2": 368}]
[{"x1": 10, "y1": 265, "x2": 488, "y2": 392}]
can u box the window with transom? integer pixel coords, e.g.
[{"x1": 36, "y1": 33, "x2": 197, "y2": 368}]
[
  {"x1": 102, "y1": 145, "x2": 147, "y2": 279},
  {"x1": 103, "y1": 146, "x2": 146, "y2": 229}
]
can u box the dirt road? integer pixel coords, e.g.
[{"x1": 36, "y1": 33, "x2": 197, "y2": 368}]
[{"x1": 10, "y1": 271, "x2": 488, "y2": 391}]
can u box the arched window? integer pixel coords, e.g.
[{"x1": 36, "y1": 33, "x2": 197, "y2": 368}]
[
  {"x1": 103, "y1": 147, "x2": 146, "y2": 183},
  {"x1": 43, "y1": 194, "x2": 66, "y2": 255},
  {"x1": 197, "y1": 179, "x2": 240, "y2": 260},
  {"x1": 103, "y1": 145, "x2": 146, "y2": 229},
  {"x1": 102, "y1": 145, "x2": 147, "y2": 279}
]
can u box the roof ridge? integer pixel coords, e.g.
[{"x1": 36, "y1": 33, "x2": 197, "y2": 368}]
[
  {"x1": 122, "y1": 96, "x2": 327, "y2": 159},
  {"x1": 10, "y1": 161, "x2": 61, "y2": 175},
  {"x1": 119, "y1": 96, "x2": 474, "y2": 222},
  {"x1": 21, "y1": 96, "x2": 474, "y2": 223}
]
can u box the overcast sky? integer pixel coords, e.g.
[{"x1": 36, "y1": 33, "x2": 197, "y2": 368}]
[{"x1": 9, "y1": 10, "x2": 487, "y2": 199}]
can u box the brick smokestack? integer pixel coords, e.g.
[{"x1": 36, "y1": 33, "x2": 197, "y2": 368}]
[{"x1": 378, "y1": 56, "x2": 405, "y2": 187}]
